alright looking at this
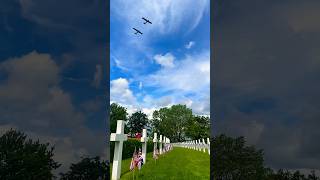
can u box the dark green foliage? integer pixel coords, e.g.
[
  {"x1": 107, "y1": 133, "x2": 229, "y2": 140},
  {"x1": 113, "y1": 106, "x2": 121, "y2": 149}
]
[
  {"x1": 0, "y1": 129, "x2": 60, "y2": 180},
  {"x1": 110, "y1": 103, "x2": 128, "y2": 133},
  {"x1": 211, "y1": 134, "x2": 320, "y2": 180},
  {"x1": 110, "y1": 139, "x2": 154, "y2": 162},
  {"x1": 185, "y1": 115, "x2": 210, "y2": 140},
  {"x1": 268, "y1": 169, "x2": 320, "y2": 180},
  {"x1": 211, "y1": 134, "x2": 268, "y2": 180},
  {"x1": 152, "y1": 104, "x2": 193, "y2": 142},
  {"x1": 60, "y1": 156, "x2": 108, "y2": 180},
  {"x1": 127, "y1": 111, "x2": 148, "y2": 135},
  {"x1": 308, "y1": 170, "x2": 320, "y2": 180}
]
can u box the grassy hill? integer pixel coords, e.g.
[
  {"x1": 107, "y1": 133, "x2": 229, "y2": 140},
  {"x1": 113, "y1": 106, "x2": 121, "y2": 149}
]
[{"x1": 114, "y1": 147, "x2": 210, "y2": 180}]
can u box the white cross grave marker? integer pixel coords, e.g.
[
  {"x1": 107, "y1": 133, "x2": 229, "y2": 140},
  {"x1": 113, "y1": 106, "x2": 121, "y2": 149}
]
[
  {"x1": 159, "y1": 135, "x2": 163, "y2": 154},
  {"x1": 207, "y1": 137, "x2": 210, "y2": 155},
  {"x1": 153, "y1": 133, "x2": 158, "y2": 151},
  {"x1": 202, "y1": 138, "x2": 206, "y2": 152},
  {"x1": 140, "y1": 129, "x2": 148, "y2": 164},
  {"x1": 110, "y1": 120, "x2": 128, "y2": 180},
  {"x1": 195, "y1": 140, "x2": 198, "y2": 151},
  {"x1": 164, "y1": 136, "x2": 167, "y2": 152},
  {"x1": 193, "y1": 140, "x2": 195, "y2": 150},
  {"x1": 163, "y1": 137, "x2": 166, "y2": 152}
]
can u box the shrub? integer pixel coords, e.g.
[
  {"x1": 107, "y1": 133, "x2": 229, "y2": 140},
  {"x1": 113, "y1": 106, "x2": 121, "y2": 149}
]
[{"x1": 110, "y1": 138, "x2": 155, "y2": 161}]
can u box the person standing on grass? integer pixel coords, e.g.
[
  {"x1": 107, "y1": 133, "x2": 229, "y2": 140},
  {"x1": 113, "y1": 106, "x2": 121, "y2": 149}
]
[
  {"x1": 137, "y1": 149, "x2": 144, "y2": 170},
  {"x1": 130, "y1": 147, "x2": 136, "y2": 171}
]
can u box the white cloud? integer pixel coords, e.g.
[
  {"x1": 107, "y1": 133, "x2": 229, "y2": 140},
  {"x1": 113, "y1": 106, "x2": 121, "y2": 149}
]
[
  {"x1": 154, "y1": 53, "x2": 175, "y2": 68},
  {"x1": 112, "y1": 55, "x2": 129, "y2": 71},
  {"x1": 277, "y1": 1, "x2": 320, "y2": 33},
  {"x1": 110, "y1": 78, "x2": 156, "y2": 118},
  {"x1": 110, "y1": 78, "x2": 136, "y2": 105},
  {"x1": 143, "y1": 95, "x2": 173, "y2": 108},
  {"x1": 111, "y1": 50, "x2": 210, "y2": 116},
  {"x1": 142, "y1": 107, "x2": 157, "y2": 120},
  {"x1": 139, "y1": 50, "x2": 210, "y2": 115},
  {"x1": 0, "y1": 51, "x2": 107, "y2": 173},
  {"x1": 185, "y1": 41, "x2": 195, "y2": 49},
  {"x1": 145, "y1": 51, "x2": 210, "y2": 93}
]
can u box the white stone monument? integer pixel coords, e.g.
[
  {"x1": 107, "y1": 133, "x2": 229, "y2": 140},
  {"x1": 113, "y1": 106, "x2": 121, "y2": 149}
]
[
  {"x1": 153, "y1": 133, "x2": 158, "y2": 151},
  {"x1": 159, "y1": 135, "x2": 163, "y2": 154},
  {"x1": 202, "y1": 138, "x2": 206, "y2": 152},
  {"x1": 110, "y1": 120, "x2": 128, "y2": 180},
  {"x1": 195, "y1": 140, "x2": 198, "y2": 150},
  {"x1": 140, "y1": 129, "x2": 148, "y2": 164},
  {"x1": 163, "y1": 136, "x2": 166, "y2": 152},
  {"x1": 192, "y1": 140, "x2": 195, "y2": 150},
  {"x1": 195, "y1": 140, "x2": 197, "y2": 150},
  {"x1": 207, "y1": 137, "x2": 210, "y2": 155}
]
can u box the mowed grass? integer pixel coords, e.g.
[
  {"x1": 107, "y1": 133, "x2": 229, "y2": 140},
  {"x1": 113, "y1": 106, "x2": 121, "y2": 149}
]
[
  {"x1": 119, "y1": 147, "x2": 210, "y2": 180},
  {"x1": 110, "y1": 152, "x2": 154, "y2": 176}
]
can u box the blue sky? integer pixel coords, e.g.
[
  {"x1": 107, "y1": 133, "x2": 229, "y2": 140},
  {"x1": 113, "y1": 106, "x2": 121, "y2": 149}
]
[{"x1": 110, "y1": 0, "x2": 210, "y2": 117}]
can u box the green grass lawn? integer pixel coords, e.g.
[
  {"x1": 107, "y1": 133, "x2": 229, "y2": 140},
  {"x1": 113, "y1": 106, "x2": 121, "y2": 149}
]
[
  {"x1": 110, "y1": 151, "x2": 155, "y2": 176},
  {"x1": 117, "y1": 147, "x2": 210, "y2": 180}
]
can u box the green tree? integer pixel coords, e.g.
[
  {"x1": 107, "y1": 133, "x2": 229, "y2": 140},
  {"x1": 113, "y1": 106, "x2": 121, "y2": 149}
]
[
  {"x1": 292, "y1": 170, "x2": 307, "y2": 180},
  {"x1": 127, "y1": 111, "x2": 148, "y2": 135},
  {"x1": 272, "y1": 169, "x2": 294, "y2": 180},
  {"x1": 0, "y1": 129, "x2": 60, "y2": 179},
  {"x1": 60, "y1": 156, "x2": 108, "y2": 180},
  {"x1": 211, "y1": 134, "x2": 268, "y2": 180},
  {"x1": 151, "y1": 104, "x2": 193, "y2": 142},
  {"x1": 110, "y1": 103, "x2": 128, "y2": 133},
  {"x1": 185, "y1": 115, "x2": 210, "y2": 140},
  {"x1": 308, "y1": 170, "x2": 319, "y2": 180},
  {"x1": 210, "y1": 134, "x2": 320, "y2": 180}
]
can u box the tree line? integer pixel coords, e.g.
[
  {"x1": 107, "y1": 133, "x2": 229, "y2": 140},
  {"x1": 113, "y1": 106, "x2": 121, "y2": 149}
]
[
  {"x1": 211, "y1": 135, "x2": 320, "y2": 180},
  {"x1": 0, "y1": 103, "x2": 319, "y2": 179},
  {"x1": 0, "y1": 129, "x2": 108, "y2": 179},
  {"x1": 110, "y1": 103, "x2": 210, "y2": 141}
]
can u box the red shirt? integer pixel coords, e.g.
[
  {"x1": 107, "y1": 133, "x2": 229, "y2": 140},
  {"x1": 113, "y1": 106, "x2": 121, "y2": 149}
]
[{"x1": 135, "y1": 133, "x2": 142, "y2": 138}]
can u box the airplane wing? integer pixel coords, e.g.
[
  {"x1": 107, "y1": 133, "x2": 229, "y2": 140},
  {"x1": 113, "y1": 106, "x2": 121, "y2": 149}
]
[
  {"x1": 133, "y1": 28, "x2": 143, "y2": 35},
  {"x1": 142, "y1": 17, "x2": 152, "y2": 24}
]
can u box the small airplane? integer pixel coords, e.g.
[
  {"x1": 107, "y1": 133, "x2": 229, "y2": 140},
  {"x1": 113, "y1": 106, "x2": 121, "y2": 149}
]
[
  {"x1": 133, "y1": 28, "x2": 143, "y2": 35},
  {"x1": 142, "y1": 17, "x2": 152, "y2": 24}
]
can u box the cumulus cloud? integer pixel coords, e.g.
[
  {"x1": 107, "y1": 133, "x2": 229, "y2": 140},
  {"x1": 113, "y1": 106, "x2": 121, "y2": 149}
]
[
  {"x1": 276, "y1": 1, "x2": 320, "y2": 33},
  {"x1": 213, "y1": 0, "x2": 320, "y2": 173},
  {"x1": 110, "y1": 78, "x2": 136, "y2": 105},
  {"x1": 129, "y1": 51, "x2": 210, "y2": 115},
  {"x1": 154, "y1": 53, "x2": 175, "y2": 68},
  {"x1": 145, "y1": 51, "x2": 210, "y2": 93},
  {"x1": 0, "y1": 52, "x2": 107, "y2": 173}
]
